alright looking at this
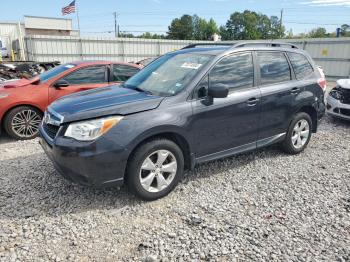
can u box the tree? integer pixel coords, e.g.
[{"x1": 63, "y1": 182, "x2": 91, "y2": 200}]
[
  {"x1": 223, "y1": 10, "x2": 285, "y2": 40},
  {"x1": 270, "y1": 16, "x2": 285, "y2": 39},
  {"x1": 192, "y1": 15, "x2": 208, "y2": 40},
  {"x1": 308, "y1": 27, "x2": 327, "y2": 38},
  {"x1": 206, "y1": 18, "x2": 219, "y2": 39},
  {"x1": 167, "y1": 15, "x2": 194, "y2": 40},
  {"x1": 340, "y1": 24, "x2": 350, "y2": 37},
  {"x1": 138, "y1": 32, "x2": 166, "y2": 39},
  {"x1": 168, "y1": 15, "x2": 219, "y2": 40}
]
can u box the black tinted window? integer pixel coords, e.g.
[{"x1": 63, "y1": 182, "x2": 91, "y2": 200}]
[
  {"x1": 288, "y1": 52, "x2": 314, "y2": 80},
  {"x1": 62, "y1": 66, "x2": 106, "y2": 84},
  {"x1": 210, "y1": 53, "x2": 254, "y2": 91},
  {"x1": 258, "y1": 52, "x2": 291, "y2": 85},
  {"x1": 112, "y1": 64, "x2": 139, "y2": 82}
]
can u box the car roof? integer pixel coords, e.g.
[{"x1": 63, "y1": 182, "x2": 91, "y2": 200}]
[{"x1": 171, "y1": 42, "x2": 310, "y2": 58}]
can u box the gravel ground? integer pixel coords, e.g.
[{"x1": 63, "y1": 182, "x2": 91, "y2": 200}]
[{"x1": 0, "y1": 115, "x2": 349, "y2": 261}]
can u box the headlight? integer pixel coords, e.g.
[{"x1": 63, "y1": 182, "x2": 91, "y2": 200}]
[
  {"x1": 65, "y1": 116, "x2": 123, "y2": 141},
  {"x1": 329, "y1": 89, "x2": 341, "y2": 100},
  {"x1": 0, "y1": 93, "x2": 9, "y2": 99}
]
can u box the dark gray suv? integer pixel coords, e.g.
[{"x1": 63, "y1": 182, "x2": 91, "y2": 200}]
[{"x1": 39, "y1": 42, "x2": 326, "y2": 200}]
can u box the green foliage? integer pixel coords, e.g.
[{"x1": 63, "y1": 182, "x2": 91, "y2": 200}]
[
  {"x1": 167, "y1": 15, "x2": 194, "y2": 40},
  {"x1": 340, "y1": 24, "x2": 350, "y2": 37},
  {"x1": 138, "y1": 32, "x2": 166, "y2": 39},
  {"x1": 167, "y1": 14, "x2": 219, "y2": 40},
  {"x1": 221, "y1": 10, "x2": 285, "y2": 40},
  {"x1": 307, "y1": 27, "x2": 327, "y2": 38}
]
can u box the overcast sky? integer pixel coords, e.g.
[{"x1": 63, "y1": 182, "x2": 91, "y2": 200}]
[{"x1": 1, "y1": 0, "x2": 350, "y2": 36}]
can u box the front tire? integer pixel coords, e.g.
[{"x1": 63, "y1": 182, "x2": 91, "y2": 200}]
[
  {"x1": 4, "y1": 106, "x2": 43, "y2": 140},
  {"x1": 126, "y1": 139, "x2": 184, "y2": 201},
  {"x1": 281, "y1": 112, "x2": 312, "y2": 154}
]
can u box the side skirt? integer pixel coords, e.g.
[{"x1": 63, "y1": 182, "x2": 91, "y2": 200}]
[{"x1": 193, "y1": 133, "x2": 286, "y2": 167}]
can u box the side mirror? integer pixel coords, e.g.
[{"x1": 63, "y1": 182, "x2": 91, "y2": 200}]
[
  {"x1": 53, "y1": 80, "x2": 69, "y2": 89},
  {"x1": 208, "y1": 84, "x2": 229, "y2": 98}
]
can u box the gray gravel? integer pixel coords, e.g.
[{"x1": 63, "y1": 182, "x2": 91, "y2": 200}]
[{"x1": 0, "y1": 115, "x2": 349, "y2": 261}]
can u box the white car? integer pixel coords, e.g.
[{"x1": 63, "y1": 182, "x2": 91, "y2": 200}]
[{"x1": 326, "y1": 79, "x2": 350, "y2": 120}]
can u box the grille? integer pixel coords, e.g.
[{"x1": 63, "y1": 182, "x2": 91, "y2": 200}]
[
  {"x1": 43, "y1": 123, "x2": 60, "y2": 140},
  {"x1": 340, "y1": 87, "x2": 350, "y2": 104},
  {"x1": 340, "y1": 108, "x2": 350, "y2": 117}
]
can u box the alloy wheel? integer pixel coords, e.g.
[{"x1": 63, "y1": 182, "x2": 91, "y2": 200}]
[
  {"x1": 139, "y1": 150, "x2": 178, "y2": 193},
  {"x1": 291, "y1": 119, "x2": 310, "y2": 149},
  {"x1": 11, "y1": 109, "x2": 42, "y2": 138}
]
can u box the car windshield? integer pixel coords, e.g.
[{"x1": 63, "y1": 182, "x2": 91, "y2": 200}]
[
  {"x1": 39, "y1": 64, "x2": 76, "y2": 82},
  {"x1": 124, "y1": 53, "x2": 213, "y2": 96}
]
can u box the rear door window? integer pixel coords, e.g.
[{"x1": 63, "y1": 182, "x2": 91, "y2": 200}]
[
  {"x1": 61, "y1": 66, "x2": 107, "y2": 85},
  {"x1": 112, "y1": 64, "x2": 140, "y2": 82},
  {"x1": 257, "y1": 52, "x2": 291, "y2": 85},
  {"x1": 287, "y1": 52, "x2": 314, "y2": 80}
]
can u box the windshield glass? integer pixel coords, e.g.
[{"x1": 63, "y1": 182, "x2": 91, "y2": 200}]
[
  {"x1": 124, "y1": 53, "x2": 213, "y2": 96},
  {"x1": 39, "y1": 64, "x2": 76, "y2": 82}
]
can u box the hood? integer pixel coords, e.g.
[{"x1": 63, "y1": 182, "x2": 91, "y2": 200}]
[
  {"x1": 49, "y1": 85, "x2": 164, "y2": 123},
  {"x1": 337, "y1": 79, "x2": 350, "y2": 90},
  {"x1": 0, "y1": 77, "x2": 40, "y2": 88}
]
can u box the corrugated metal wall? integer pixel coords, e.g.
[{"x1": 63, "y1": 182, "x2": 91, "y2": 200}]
[{"x1": 23, "y1": 35, "x2": 350, "y2": 79}]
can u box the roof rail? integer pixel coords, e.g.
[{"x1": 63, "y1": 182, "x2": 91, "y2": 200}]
[
  {"x1": 182, "y1": 41, "x2": 299, "y2": 50},
  {"x1": 232, "y1": 41, "x2": 299, "y2": 49},
  {"x1": 181, "y1": 43, "x2": 235, "y2": 49}
]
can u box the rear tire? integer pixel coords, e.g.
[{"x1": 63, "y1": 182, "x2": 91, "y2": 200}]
[
  {"x1": 4, "y1": 106, "x2": 43, "y2": 140},
  {"x1": 281, "y1": 112, "x2": 312, "y2": 155},
  {"x1": 126, "y1": 138, "x2": 184, "y2": 201}
]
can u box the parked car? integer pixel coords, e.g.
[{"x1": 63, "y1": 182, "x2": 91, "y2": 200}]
[
  {"x1": 0, "y1": 61, "x2": 142, "y2": 140},
  {"x1": 327, "y1": 79, "x2": 350, "y2": 120},
  {"x1": 39, "y1": 42, "x2": 326, "y2": 200},
  {"x1": 136, "y1": 57, "x2": 156, "y2": 67}
]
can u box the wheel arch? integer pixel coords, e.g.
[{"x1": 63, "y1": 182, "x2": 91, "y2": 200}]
[
  {"x1": 126, "y1": 131, "x2": 193, "y2": 173},
  {"x1": 295, "y1": 105, "x2": 318, "y2": 132}
]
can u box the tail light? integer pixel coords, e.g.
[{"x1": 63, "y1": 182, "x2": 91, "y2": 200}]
[{"x1": 317, "y1": 78, "x2": 326, "y2": 91}]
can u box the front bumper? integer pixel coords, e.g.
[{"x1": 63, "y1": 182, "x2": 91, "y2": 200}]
[
  {"x1": 326, "y1": 95, "x2": 350, "y2": 120},
  {"x1": 39, "y1": 125, "x2": 128, "y2": 188}
]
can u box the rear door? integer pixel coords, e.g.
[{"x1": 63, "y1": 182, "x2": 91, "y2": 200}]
[
  {"x1": 256, "y1": 51, "x2": 298, "y2": 143},
  {"x1": 49, "y1": 65, "x2": 108, "y2": 104},
  {"x1": 190, "y1": 52, "x2": 261, "y2": 159},
  {"x1": 110, "y1": 64, "x2": 140, "y2": 85}
]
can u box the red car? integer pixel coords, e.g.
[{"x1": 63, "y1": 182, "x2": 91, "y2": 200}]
[{"x1": 0, "y1": 61, "x2": 142, "y2": 140}]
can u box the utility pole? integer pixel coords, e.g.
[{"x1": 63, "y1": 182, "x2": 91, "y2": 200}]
[
  {"x1": 113, "y1": 12, "x2": 118, "y2": 38},
  {"x1": 280, "y1": 9, "x2": 284, "y2": 38}
]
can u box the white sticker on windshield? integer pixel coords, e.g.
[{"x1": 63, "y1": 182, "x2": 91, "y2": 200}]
[
  {"x1": 181, "y1": 62, "x2": 202, "y2": 70},
  {"x1": 65, "y1": 64, "x2": 75, "y2": 69}
]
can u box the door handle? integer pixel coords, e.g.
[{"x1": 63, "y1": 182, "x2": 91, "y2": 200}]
[
  {"x1": 246, "y1": 97, "x2": 259, "y2": 106},
  {"x1": 290, "y1": 87, "x2": 300, "y2": 94}
]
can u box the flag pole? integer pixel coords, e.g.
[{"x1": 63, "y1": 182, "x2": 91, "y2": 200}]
[{"x1": 75, "y1": 0, "x2": 81, "y2": 36}]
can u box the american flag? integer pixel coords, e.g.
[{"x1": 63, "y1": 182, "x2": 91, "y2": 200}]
[{"x1": 62, "y1": 0, "x2": 76, "y2": 15}]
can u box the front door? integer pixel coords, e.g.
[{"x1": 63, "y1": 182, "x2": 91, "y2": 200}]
[
  {"x1": 190, "y1": 52, "x2": 261, "y2": 160},
  {"x1": 49, "y1": 65, "x2": 109, "y2": 104}
]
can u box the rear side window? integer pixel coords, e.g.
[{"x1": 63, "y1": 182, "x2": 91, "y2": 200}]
[
  {"x1": 287, "y1": 52, "x2": 314, "y2": 80},
  {"x1": 61, "y1": 66, "x2": 106, "y2": 84},
  {"x1": 257, "y1": 52, "x2": 291, "y2": 85},
  {"x1": 112, "y1": 64, "x2": 140, "y2": 82},
  {"x1": 210, "y1": 52, "x2": 254, "y2": 91}
]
